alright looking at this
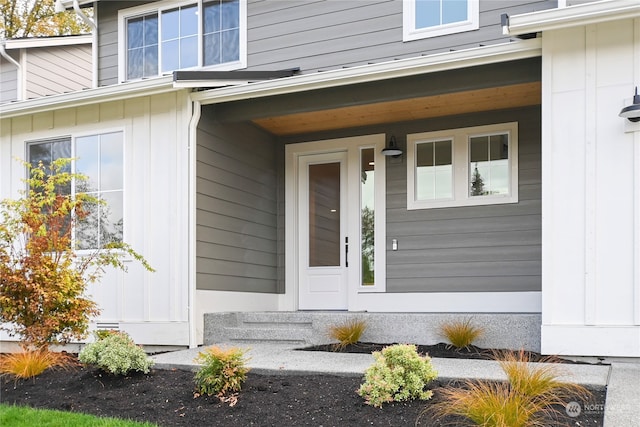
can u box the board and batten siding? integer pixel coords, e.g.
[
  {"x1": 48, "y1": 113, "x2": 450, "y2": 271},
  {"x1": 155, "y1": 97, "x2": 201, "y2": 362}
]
[
  {"x1": 97, "y1": 0, "x2": 555, "y2": 86},
  {"x1": 196, "y1": 113, "x2": 283, "y2": 293},
  {"x1": 0, "y1": 91, "x2": 191, "y2": 346},
  {"x1": 540, "y1": 17, "x2": 640, "y2": 357},
  {"x1": 24, "y1": 45, "x2": 92, "y2": 99}
]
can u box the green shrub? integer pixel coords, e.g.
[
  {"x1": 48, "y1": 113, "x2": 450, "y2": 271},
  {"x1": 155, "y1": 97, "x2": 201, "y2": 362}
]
[
  {"x1": 438, "y1": 318, "x2": 485, "y2": 349},
  {"x1": 194, "y1": 346, "x2": 250, "y2": 397},
  {"x1": 358, "y1": 344, "x2": 438, "y2": 408},
  {"x1": 79, "y1": 332, "x2": 153, "y2": 375},
  {"x1": 328, "y1": 318, "x2": 367, "y2": 349}
]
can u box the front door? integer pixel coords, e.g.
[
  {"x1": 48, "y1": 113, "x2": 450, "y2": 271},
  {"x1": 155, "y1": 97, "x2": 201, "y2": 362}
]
[{"x1": 298, "y1": 151, "x2": 348, "y2": 310}]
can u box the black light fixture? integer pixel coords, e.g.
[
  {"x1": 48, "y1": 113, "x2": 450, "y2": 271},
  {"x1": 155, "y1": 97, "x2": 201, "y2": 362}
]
[
  {"x1": 619, "y1": 87, "x2": 640, "y2": 122},
  {"x1": 381, "y1": 135, "x2": 403, "y2": 157}
]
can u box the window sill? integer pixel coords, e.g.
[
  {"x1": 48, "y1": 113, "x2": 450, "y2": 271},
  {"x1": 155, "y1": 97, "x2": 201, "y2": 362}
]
[
  {"x1": 408, "y1": 195, "x2": 519, "y2": 210},
  {"x1": 403, "y1": 20, "x2": 479, "y2": 42}
]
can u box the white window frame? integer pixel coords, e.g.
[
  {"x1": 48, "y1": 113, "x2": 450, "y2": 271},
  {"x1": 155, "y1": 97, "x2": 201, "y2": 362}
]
[
  {"x1": 118, "y1": 0, "x2": 247, "y2": 83},
  {"x1": 407, "y1": 122, "x2": 518, "y2": 210},
  {"x1": 26, "y1": 128, "x2": 126, "y2": 252},
  {"x1": 403, "y1": 0, "x2": 479, "y2": 41}
]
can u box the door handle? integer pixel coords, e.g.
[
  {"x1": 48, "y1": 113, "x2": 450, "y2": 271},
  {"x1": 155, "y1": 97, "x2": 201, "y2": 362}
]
[{"x1": 345, "y1": 237, "x2": 348, "y2": 268}]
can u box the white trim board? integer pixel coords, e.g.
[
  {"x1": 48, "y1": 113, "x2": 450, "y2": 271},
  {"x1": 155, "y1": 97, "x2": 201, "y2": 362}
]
[
  {"x1": 542, "y1": 325, "x2": 640, "y2": 357},
  {"x1": 353, "y1": 291, "x2": 541, "y2": 313}
]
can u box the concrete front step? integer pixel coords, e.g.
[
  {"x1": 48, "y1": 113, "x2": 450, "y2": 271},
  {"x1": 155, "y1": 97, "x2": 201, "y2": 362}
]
[
  {"x1": 204, "y1": 312, "x2": 543, "y2": 351},
  {"x1": 225, "y1": 326, "x2": 313, "y2": 344},
  {"x1": 239, "y1": 312, "x2": 313, "y2": 324},
  {"x1": 203, "y1": 312, "x2": 317, "y2": 346}
]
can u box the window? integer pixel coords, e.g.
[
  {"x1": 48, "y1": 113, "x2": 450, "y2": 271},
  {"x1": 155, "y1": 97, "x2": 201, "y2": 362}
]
[
  {"x1": 161, "y1": 4, "x2": 198, "y2": 72},
  {"x1": 407, "y1": 122, "x2": 518, "y2": 209},
  {"x1": 203, "y1": 0, "x2": 241, "y2": 66},
  {"x1": 403, "y1": 0, "x2": 479, "y2": 41},
  {"x1": 120, "y1": 0, "x2": 246, "y2": 82},
  {"x1": 27, "y1": 131, "x2": 124, "y2": 250},
  {"x1": 126, "y1": 14, "x2": 158, "y2": 80}
]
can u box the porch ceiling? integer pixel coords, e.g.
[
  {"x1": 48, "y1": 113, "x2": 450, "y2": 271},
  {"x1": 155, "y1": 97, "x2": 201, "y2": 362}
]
[{"x1": 252, "y1": 82, "x2": 541, "y2": 136}]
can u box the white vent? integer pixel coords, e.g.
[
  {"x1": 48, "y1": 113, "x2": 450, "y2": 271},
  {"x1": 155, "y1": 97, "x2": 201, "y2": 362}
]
[{"x1": 96, "y1": 322, "x2": 120, "y2": 331}]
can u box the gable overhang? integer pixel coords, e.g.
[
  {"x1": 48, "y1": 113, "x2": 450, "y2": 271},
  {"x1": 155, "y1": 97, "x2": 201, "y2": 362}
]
[{"x1": 504, "y1": 0, "x2": 640, "y2": 36}]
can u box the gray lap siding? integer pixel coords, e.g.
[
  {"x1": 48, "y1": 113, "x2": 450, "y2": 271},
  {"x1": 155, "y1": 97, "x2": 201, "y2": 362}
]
[
  {"x1": 96, "y1": 0, "x2": 555, "y2": 86},
  {"x1": 283, "y1": 105, "x2": 542, "y2": 294}
]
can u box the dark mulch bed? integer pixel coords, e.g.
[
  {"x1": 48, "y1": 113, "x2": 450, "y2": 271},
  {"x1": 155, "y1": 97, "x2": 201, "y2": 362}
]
[
  {"x1": 1, "y1": 366, "x2": 606, "y2": 426},
  {"x1": 1, "y1": 344, "x2": 607, "y2": 427},
  {"x1": 300, "y1": 342, "x2": 602, "y2": 365}
]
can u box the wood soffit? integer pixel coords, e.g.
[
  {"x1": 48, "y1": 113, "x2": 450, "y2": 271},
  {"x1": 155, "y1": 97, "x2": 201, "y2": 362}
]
[{"x1": 252, "y1": 82, "x2": 541, "y2": 136}]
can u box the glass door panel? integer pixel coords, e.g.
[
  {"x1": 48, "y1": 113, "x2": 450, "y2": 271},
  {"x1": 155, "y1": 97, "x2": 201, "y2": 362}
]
[
  {"x1": 308, "y1": 162, "x2": 341, "y2": 267},
  {"x1": 360, "y1": 148, "x2": 375, "y2": 286}
]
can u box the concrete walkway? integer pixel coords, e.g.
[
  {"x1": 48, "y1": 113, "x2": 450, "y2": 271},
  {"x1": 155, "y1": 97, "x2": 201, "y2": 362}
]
[{"x1": 152, "y1": 342, "x2": 639, "y2": 426}]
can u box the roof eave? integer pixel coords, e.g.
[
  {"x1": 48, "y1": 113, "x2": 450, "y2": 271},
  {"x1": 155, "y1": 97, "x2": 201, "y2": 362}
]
[
  {"x1": 3, "y1": 34, "x2": 92, "y2": 50},
  {"x1": 192, "y1": 38, "x2": 542, "y2": 106},
  {"x1": 504, "y1": 0, "x2": 640, "y2": 36},
  {"x1": 0, "y1": 76, "x2": 175, "y2": 119}
]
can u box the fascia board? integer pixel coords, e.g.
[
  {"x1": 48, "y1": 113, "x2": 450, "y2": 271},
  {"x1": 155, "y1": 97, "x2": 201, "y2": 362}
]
[
  {"x1": 57, "y1": 0, "x2": 95, "y2": 9},
  {"x1": 4, "y1": 35, "x2": 92, "y2": 50},
  {"x1": 192, "y1": 38, "x2": 542, "y2": 105},
  {"x1": 0, "y1": 76, "x2": 175, "y2": 119},
  {"x1": 506, "y1": 0, "x2": 640, "y2": 35}
]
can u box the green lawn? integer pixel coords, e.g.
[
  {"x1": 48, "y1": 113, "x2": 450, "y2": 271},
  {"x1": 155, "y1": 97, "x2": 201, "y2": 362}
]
[{"x1": 0, "y1": 404, "x2": 157, "y2": 427}]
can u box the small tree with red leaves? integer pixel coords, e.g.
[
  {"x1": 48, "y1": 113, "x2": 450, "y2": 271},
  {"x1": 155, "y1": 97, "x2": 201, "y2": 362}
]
[{"x1": 0, "y1": 159, "x2": 153, "y2": 350}]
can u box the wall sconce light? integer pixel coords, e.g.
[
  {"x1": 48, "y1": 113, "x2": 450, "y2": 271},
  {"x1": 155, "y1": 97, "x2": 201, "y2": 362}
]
[
  {"x1": 381, "y1": 135, "x2": 403, "y2": 157},
  {"x1": 619, "y1": 87, "x2": 640, "y2": 122}
]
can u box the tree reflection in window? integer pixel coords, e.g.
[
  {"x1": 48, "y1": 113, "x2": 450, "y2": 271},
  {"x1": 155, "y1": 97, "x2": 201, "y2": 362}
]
[
  {"x1": 27, "y1": 132, "x2": 124, "y2": 250},
  {"x1": 469, "y1": 133, "x2": 509, "y2": 197},
  {"x1": 75, "y1": 132, "x2": 124, "y2": 250},
  {"x1": 361, "y1": 148, "x2": 375, "y2": 286}
]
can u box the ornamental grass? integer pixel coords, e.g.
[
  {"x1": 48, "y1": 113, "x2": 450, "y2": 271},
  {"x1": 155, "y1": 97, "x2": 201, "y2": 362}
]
[
  {"x1": 327, "y1": 318, "x2": 368, "y2": 350},
  {"x1": 428, "y1": 349, "x2": 591, "y2": 427},
  {"x1": 438, "y1": 318, "x2": 485, "y2": 350},
  {"x1": 0, "y1": 349, "x2": 75, "y2": 379}
]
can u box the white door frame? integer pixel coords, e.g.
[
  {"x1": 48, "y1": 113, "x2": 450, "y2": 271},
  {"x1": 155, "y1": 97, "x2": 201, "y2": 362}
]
[
  {"x1": 284, "y1": 134, "x2": 387, "y2": 311},
  {"x1": 298, "y1": 151, "x2": 348, "y2": 309}
]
